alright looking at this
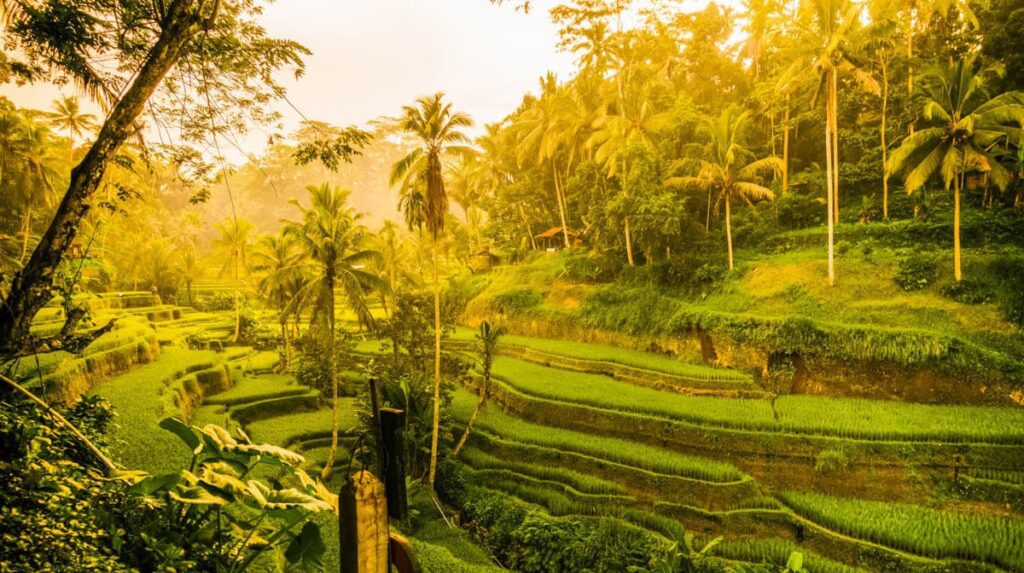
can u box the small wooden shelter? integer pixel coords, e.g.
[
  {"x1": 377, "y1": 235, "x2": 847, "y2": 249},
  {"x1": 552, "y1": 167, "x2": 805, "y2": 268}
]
[
  {"x1": 471, "y1": 247, "x2": 500, "y2": 271},
  {"x1": 534, "y1": 227, "x2": 577, "y2": 251}
]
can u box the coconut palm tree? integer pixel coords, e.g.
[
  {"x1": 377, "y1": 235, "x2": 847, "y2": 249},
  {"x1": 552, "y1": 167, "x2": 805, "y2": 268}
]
[
  {"x1": 46, "y1": 95, "x2": 96, "y2": 158},
  {"x1": 513, "y1": 74, "x2": 583, "y2": 248},
  {"x1": 286, "y1": 183, "x2": 382, "y2": 479},
  {"x1": 13, "y1": 121, "x2": 61, "y2": 264},
  {"x1": 782, "y1": 0, "x2": 879, "y2": 285},
  {"x1": 389, "y1": 92, "x2": 472, "y2": 487},
  {"x1": 887, "y1": 56, "x2": 1024, "y2": 282},
  {"x1": 452, "y1": 320, "x2": 504, "y2": 457},
  {"x1": 589, "y1": 71, "x2": 669, "y2": 265},
  {"x1": 667, "y1": 107, "x2": 781, "y2": 271},
  {"x1": 251, "y1": 232, "x2": 305, "y2": 369},
  {"x1": 213, "y1": 218, "x2": 254, "y2": 343}
]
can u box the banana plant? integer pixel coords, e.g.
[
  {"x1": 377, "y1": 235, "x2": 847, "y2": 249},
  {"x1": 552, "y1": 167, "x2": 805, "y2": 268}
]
[{"x1": 114, "y1": 418, "x2": 336, "y2": 572}]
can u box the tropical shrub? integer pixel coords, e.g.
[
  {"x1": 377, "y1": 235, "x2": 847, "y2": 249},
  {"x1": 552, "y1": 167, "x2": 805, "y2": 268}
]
[
  {"x1": 892, "y1": 255, "x2": 938, "y2": 291},
  {"x1": 0, "y1": 395, "x2": 333, "y2": 572}
]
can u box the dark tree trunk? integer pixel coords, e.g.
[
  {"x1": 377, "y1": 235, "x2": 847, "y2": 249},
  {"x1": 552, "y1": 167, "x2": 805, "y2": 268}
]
[{"x1": 0, "y1": 1, "x2": 205, "y2": 356}]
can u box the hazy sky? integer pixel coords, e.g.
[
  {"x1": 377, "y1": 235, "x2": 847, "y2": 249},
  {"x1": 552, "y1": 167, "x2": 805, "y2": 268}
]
[{"x1": 0, "y1": 0, "x2": 579, "y2": 153}]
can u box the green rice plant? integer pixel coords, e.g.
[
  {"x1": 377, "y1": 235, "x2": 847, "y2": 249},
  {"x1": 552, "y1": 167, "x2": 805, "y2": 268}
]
[
  {"x1": 409, "y1": 539, "x2": 502, "y2": 573},
  {"x1": 451, "y1": 389, "x2": 744, "y2": 483},
  {"x1": 779, "y1": 490, "x2": 1024, "y2": 570},
  {"x1": 229, "y1": 392, "x2": 321, "y2": 425},
  {"x1": 469, "y1": 466, "x2": 633, "y2": 507},
  {"x1": 459, "y1": 447, "x2": 625, "y2": 495},
  {"x1": 90, "y1": 347, "x2": 224, "y2": 473},
  {"x1": 472, "y1": 474, "x2": 623, "y2": 518},
  {"x1": 204, "y1": 373, "x2": 309, "y2": 406},
  {"x1": 714, "y1": 538, "x2": 870, "y2": 573},
  {"x1": 489, "y1": 356, "x2": 1024, "y2": 444},
  {"x1": 451, "y1": 327, "x2": 749, "y2": 382},
  {"x1": 964, "y1": 468, "x2": 1024, "y2": 485},
  {"x1": 246, "y1": 402, "x2": 359, "y2": 448}
]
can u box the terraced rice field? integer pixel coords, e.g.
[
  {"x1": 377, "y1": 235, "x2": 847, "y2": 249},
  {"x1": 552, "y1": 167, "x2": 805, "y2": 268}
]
[{"x1": 45, "y1": 295, "x2": 1024, "y2": 572}]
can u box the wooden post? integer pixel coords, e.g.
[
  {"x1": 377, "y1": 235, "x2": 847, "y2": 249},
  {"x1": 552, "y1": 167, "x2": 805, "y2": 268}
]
[
  {"x1": 380, "y1": 407, "x2": 408, "y2": 521},
  {"x1": 339, "y1": 471, "x2": 389, "y2": 573}
]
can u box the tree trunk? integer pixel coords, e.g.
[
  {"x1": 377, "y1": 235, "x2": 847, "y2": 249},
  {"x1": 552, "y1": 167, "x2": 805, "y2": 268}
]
[
  {"x1": 881, "y1": 58, "x2": 889, "y2": 220},
  {"x1": 825, "y1": 78, "x2": 836, "y2": 287},
  {"x1": 954, "y1": 173, "x2": 962, "y2": 282},
  {"x1": 518, "y1": 204, "x2": 538, "y2": 250},
  {"x1": 232, "y1": 256, "x2": 241, "y2": 343},
  {"x1": 321, "y1": 279, "x2": 340, "y2": 480},
  {"x1": 280, "y1": 319, "x2": 291, "y2": 370},
  {"x1": 452, "y1": 393, "x2": 485, "y2": 457},
  {"x1": 624, "y1": 218, "x2": 635, "y2": 266},
  {"x1": 428, "y1": 240, "x2": 442, "y2": 487},
  {"x1": 552, "y1": 158, "x2": 571, "y2": 249},
  {"x1": 0, "y1": 1, "x2": 204, "y2": 356},
  {"x1": 725, "y1": 197, "x2": 734, "y2": 271},
  {"x1": 831, "y1": 68, "x2": 840, "y2": 225},
  {"x1": 19, "y1": 207, "x2": 32, "y2": 265},
  {"x1": 782, "y1": 99, "x2": 790, "y2": 196}
]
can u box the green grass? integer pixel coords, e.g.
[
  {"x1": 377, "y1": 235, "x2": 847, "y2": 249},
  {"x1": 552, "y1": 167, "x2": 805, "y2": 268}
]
[
  {"x1": 459, "y1": 446, "x2": 626, "y2": 495},
  {"x1": 204, "y1": 373, "x2": 308, "y2": 406},
  {"x1": 780, "y1": 490, "x2": 1024, "y2": 570},
  {"x1": 490, "y1": 355, "x2": 1024, "y2": 443},
  {"x1": 90, "y1": 347, "x2": 223, "y2": 473},
  {"x1": 714, "y1": 539, "x2": 870, "y2": 573},
  {"x1": 451, "y1": 327, "x2": 749, "y2": 382},
  {"x1": 405, "y1": 497, "x2": 502, "y2": 573},
  {"x1": 245, "y1": 402, "x2": 359, "y2": 448},
  {"x1": 468, "y1": 467, "x2": 633, "y2": 515},
  {"x1": 451, "y1": 388, "x2": 744, "y2": 482}
]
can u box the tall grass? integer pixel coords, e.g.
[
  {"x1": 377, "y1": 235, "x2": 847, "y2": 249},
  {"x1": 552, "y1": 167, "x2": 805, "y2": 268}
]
[
  {"x1": 451, "y1": 389, "x2": 744, "y2": 482},
  {"x1": 780, "y1": 491, "x2": 1024, "y2": 570},
  {"x1": 490, "y1": 356, "x2": 1024, "y2": 443}
]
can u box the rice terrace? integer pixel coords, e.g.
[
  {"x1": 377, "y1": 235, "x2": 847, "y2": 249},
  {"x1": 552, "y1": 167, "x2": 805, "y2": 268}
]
[{"x1": 2, "y1": 0, "x2": 1024, "y2": 571}]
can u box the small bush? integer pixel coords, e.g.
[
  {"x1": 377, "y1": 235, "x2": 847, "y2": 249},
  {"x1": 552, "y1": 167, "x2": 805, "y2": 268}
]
[
  {"x1": 940, "y1": 279, "x2": 993, "y2": 305},
  {"x1": 491, "y1": 288, "x2": 542, "y2": 314},
  {"x1": 893, "y1": 255, "x2": 938, "y2": 291}
]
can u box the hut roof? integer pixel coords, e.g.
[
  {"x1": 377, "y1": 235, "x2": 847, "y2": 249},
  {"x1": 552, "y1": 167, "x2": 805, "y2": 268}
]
[{"x1": 535, "y1": 226, "x2": 576, "y2": 239}]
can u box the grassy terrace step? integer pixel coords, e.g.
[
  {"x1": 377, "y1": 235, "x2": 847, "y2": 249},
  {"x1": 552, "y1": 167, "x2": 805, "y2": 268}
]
[
  {"x1": 229, "y1": 391, "x2": 321, "y2": 425},
  {"x1": 244, "y1": 400, "x2": 359, "y2": 448},
  {"x1": 779, "y1": 490, "x2": 1024, "y2": 571},
  {"x1": 452, "y1": 327, "x2": 753, "y2": 385},
  {"x1": 459, "y1": 447, "x2": 626, "y2": 495},
  {"x1": 204, "y1": 373, "x2": 309, "y2": 406},
  {"x1": 715, "y1": 539, "x2": 871, "y2": 573},
  {"x1": 488, "y1": 355, "x2": 1024, "y2": 445},
  {"x1": 91, "y1": 347, "x2": 226, "y2": 473},
  {"x1": 451, "y1": 389, "x2": 745, "y2": 483},
  {"x1": 467, "y1": 467, "x2": 634, "y2": 517}
]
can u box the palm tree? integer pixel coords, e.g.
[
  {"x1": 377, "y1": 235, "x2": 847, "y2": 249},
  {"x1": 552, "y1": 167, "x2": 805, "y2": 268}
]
[
  {"x1": 887, "y1": 56, "x2": 1024, "y2": 282},
  {"x1": 251, "y1": 232, "x2": 304, "y2": 369},
  {"x1": 14, "y1": 122, "x2": 61, "y2": 264},
  {"x1": 589, "y1": 71, "x2": 668, "y2": 265},
  {"x1": 783, "y1": 0, "x2": 879, "y2": 285},
  {"x1": 667, "y1": 107, "x2": 781, "y2": 271},
  {"x1": 389, "y1": 92, "x2": 473, "y2": 487},
  {"x1": 213, "y1": 218, "x2": 254, "y2": 343},
  {"x1": 177, "y1": 247, "x2": 201, "y2": 307},
  {"x1": 513, "y1": 74, "x2": 581, "y2": 249},
  {"x1": 46, "y1": 95, "x2": 96, "y2": 158},
  {"x1": 286, "y1": 183, "x2": 382, "y2": 479},
  {"x1": 452, "y1": 320, "x2": 504, "y2": 457}
]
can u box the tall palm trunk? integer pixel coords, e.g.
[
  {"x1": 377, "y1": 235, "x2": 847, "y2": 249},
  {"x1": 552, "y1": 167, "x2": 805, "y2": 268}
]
[
  {"x1": 552, "y1": 158, "x2": 571, "y2": 249},
  {"x1": 831, "y1": 68, "x2": 840, "y2": 224},
  {"x1": 280, "y1": 319, "x2": 291, "y2": 369},
  {"x1": 954, "y1": 173, "x2": 962, "y2": 282},
  {"x1": 321, "y1": 280, "x2": 340, "y2": 479},
  {"x1": 19, "y1": 207, "x2": 32, "y2": 265},
  {"x1": 232, "y1": 255, "x2": 241, "y2": 343},
  {"x1": 881, "y1": 59, "x2": 890, "y2": 219},
  {"x1": 725, "y1": 197, "x2": 734, "y2": 271},
  {"x1": 782, "y1": 98, "x2": 790, "y2": 196},
  {"x1": 624, "y1": 218, "x2": 635, "y2": 266},
  {"x1": 825, "y1": 76, "x2": 837, "y2": 286},
  {"x1": 428, "y1": 240, "x2": 442, "y2": 486}
]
